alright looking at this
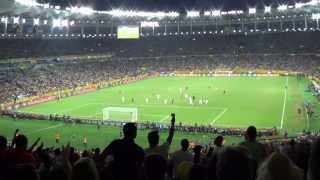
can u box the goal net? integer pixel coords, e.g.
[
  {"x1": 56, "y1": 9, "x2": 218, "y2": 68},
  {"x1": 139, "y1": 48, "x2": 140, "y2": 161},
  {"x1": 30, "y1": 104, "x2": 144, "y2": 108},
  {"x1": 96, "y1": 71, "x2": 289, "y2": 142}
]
[{"x1": 102, "y1": 107, "x2": 138, "y2": 122}]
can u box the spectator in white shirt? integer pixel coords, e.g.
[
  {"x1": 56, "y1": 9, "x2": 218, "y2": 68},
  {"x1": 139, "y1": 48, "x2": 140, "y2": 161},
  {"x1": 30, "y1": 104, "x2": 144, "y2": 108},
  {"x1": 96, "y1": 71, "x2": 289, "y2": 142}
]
[{"x1": 145, "y1": 113, "x2": 176, "y2": 159}]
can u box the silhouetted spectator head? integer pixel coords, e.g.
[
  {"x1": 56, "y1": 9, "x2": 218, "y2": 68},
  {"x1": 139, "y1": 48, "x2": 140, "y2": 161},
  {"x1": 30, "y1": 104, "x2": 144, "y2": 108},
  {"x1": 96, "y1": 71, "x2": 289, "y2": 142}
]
[
  {"x1": 148, "y1": 130, "x2": 159, "y2": 147},
  {"x1": 214, "y1": 136, "x2": 224, "y2": 147},
  {"x1": 144, "y1": 154, "x2": 167, "y2": 180},
  {"x1": 257, "y1": 152, "x2": 303, "y2": 180},
  {"x1": 15, "y1": 134, "x2": 28, "y2": 149},
  {"x1": 123, "y1": 123, "x2": 137, "y2": 139},
  {"x1": 0, "y1": 135, "x2": 7, "y2": 150},
  {"x1": 181, "y1": 139, "x2": 189, "y2": 151},
  {"x1": 12, "y1": 164, "x2": 39, "y2": 180},
  {"x1": 308, "y1": 138, "x2": 320, "y2": 180},
  {"x1": 72, "y1": 158, "x2": 99, "y2": 180},
  {"x1": 189, "y1": 165, "x2": 206, "y2": 180},
  {"x1": 217, "y1": 147, "x2": 255, "y2": 180},
  {"x1": 94, "y1": 148, "x2": 100, "y2": 155},
  {"x1": 246, "y1": 126, "x2": 257, "y2": 141}
]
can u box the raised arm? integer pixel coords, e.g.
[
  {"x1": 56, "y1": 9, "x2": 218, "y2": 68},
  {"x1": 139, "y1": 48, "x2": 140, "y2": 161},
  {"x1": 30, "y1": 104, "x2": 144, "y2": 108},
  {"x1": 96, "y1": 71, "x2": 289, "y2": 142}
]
[
  {"x1": 28, "y1": 137, "x2": 41, "y2": 152},
  {"x1": 10, "y1": 129, "x2": 19, "y2": 149},
  {"x1": 166, "y1": 113, "x2": 176, "y2": 144}
]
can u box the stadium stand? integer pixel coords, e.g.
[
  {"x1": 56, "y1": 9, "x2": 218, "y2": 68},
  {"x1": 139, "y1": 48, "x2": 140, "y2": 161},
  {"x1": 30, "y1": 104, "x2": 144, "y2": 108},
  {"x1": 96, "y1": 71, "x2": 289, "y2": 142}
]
[{"x1": 1, "y1": 1, "x2": 320, "y2": 179}]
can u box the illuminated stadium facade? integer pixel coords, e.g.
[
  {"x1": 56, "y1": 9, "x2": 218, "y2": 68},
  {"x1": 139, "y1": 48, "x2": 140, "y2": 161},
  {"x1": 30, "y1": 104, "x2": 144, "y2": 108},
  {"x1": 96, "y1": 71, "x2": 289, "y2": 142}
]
[{"x1": 0, "y1": 0, "x2": 320, "y2": 38}]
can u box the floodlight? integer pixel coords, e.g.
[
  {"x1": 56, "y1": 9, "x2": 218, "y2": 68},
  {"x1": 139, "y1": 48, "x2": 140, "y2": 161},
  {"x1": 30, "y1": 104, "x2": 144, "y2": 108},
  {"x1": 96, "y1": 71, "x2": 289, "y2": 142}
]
[
  {"x1": 212, "y1": 10, "x2": 221, "y2": 16},
  {"x1": 312, "y1": 13, "x2": 320, "y2": 20},
  {"x1": 33, "y1": 18, "x2": 39, "y2": 25},
  {"x1": 52, "y1": 19, "x2": 61, "y2": 27},
  {"x1": 187, "y1": 11, "x2": 200, "y2": 17},
  {"x1": 264, "y1": 6, "x2": 271, "y2": 13},
  {"x1": 70, "y1": 20, "x2": 75, "y2": 26},
  {"x1": 13, "y1": 17, "x2": 20, "y2": 24},
  {"x1": 278, "y1": 5, "x2": 287, "y2": 11},
  {"x1": 61, "y1": 19, "x2": 68, "y2": 27},
  {"x1": 22, "y1": 19, "x2": 26, "y2": 23},
  {"x1": 15, "y1": 0, "x2": 39, "y2": 7},
  {"x1": 43, "y1": 20, "x2": 48, "y2": 25},
  {"x1": 141, "y1": 21, "x2": 159, "y2": 27},
  {"x1": 71, "y1": 7, "x2": 94, "y2": 15},
  {"x1": 249, "y1": 8, "x2": 256, "y2": 14},
  {"x1": 0, "y1": 17, "x2": 7, "y2": 23},
  {"x1": 204, "y1": 11, "x2": 211, "y2": 16},
  {"x1": 43, "y1": 3, "x2": 49, "y2": 8}
]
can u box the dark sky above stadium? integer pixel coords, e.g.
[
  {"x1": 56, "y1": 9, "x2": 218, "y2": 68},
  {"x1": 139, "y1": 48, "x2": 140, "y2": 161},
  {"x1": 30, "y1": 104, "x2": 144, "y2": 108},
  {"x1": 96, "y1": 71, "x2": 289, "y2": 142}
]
[{"x1": 44, "y1": 0, "x2": 306, "y2": 11}]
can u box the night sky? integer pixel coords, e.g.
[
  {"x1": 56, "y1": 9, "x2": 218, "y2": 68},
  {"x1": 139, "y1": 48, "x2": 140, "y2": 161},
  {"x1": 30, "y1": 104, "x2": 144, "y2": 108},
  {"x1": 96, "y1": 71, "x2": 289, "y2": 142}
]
[{"x1": 43, "y1": 0, "x2": 307, "y2": 11}]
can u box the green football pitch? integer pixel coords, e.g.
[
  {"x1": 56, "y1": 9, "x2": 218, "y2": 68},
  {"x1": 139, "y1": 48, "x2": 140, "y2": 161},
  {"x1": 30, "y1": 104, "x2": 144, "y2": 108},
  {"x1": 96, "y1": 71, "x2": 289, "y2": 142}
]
[
  {"x1": 18, "y1": 76, "x2": 313, "y2": 129},
  {"x1": 1, "y1": 76, "x2": 319, "y2": 150}
]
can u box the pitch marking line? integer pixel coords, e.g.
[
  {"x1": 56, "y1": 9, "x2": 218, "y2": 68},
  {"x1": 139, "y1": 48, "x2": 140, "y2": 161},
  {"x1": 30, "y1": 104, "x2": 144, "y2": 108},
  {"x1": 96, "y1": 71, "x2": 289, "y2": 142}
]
[
  {"x1": 26, "y1": 124, "x2": 64, "y2": 135},
  {"x1": 280, "y1": 77, "x2": 289, "y2": 129},
  {"x1": 159, "y1": 115, "x2": 171, "y2": 123},
  {"x1": 210, "y1": 108, "x2": 229, "y2": 125}
]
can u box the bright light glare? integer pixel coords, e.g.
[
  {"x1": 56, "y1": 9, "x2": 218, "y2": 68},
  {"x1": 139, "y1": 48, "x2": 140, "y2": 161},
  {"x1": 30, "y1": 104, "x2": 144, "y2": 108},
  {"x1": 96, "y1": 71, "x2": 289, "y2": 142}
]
[
  {"x1": 1, "y1": 17, "x2": 7, "y2": 23},
  {"x1": 212, "y1": 10, "x2": 221, "y2": 16},
  {"x1": 278, "y1": 5, "x2": 287, "y2": 11},
  {"x1": 52, "y1": 19, "x2": 61, "y2": 27},
  {"x1": 264, "y1": 6, "x2": 271, "y2": 13},
  {"x1": 204, "y1": 11, "x2": 211, "y2": 16},
  {"x1": 295, "y1": 3, "x2": 304, "y2": 8},
  {"x1": 141, "y1": 21, "x2": 159, "y2": 27},
  {"x1": 187, "y1": 11, "x2": 200, "y2": 17},
  {"x1": 312, "y1": 13, "x2": 320, "y2": 20},
  {"x1": 106, "y1": 9, "x2": 179, "y2": 18},
  {"x1": 61, "y1": 20, "x2": 69, "y2": 27},
  {"x1": 71, "y1": 7, "x2": 95, "y2": 15},
  {"x1": 15, "y1": 0, "x2": 40, "y2": 6},
  {"x1": 33, "y1": 18, "x2": 39, "y2": 25},
  {"x1": 13, "y1": 17, "x2": 20, "y2": 24},
  {"x1": 248, "y1": 8, "x2": 256, "y2": 14}
]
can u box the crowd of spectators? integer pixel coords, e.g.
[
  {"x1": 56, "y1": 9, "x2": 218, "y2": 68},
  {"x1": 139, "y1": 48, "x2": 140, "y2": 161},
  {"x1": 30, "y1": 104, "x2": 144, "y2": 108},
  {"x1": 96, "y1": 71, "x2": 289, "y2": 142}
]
[
  {"x1": 1, "y1": 32, "x2": 320, "y2": 103},
  {"x1": 1, "y1": 53, "x2": 320, "y2": 104},
  {"x1": 0, "y1": 114, "x2": 319, "y2": 180}
]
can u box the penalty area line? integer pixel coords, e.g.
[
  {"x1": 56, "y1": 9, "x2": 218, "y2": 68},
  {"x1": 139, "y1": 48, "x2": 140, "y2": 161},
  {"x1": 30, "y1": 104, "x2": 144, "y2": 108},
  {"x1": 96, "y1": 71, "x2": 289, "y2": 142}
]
[
  {"x1": 159, "y1": 115, "x2": 171, "y2": 123},
  {"x1": 210, "y1": 108, "x2": 228, "y2": 125}
]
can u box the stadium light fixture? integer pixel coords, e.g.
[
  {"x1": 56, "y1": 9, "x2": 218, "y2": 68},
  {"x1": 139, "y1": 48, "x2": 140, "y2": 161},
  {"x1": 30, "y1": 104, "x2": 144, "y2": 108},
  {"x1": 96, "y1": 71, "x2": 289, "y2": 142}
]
[
  {"x1": 204, "y1": 11, "x2": 211, "y2": 16},
  {"x1": 212, "y1": 10, "x2": 221, "y2": 16},
  {"x1": 187, "y1": 11, "x2": 200, "y2": 17},
  {"x1": 248, "y1": 8, "x2": 256, "y2": 14},
  {"x1": 61, "y1": 19, "x2": 69, "y2": 27},
  {"x1": 15, "y1": 0, "x2": 40, "y2": 7},
  {"x1": 0, "y1": 17, "x2": 8, "y2": 24},
  {"x1": 22, "y1": 18, "x2": 26, "y2": 24},
  {"x1": 71, "y1": 7, "x2": 95, "y2": 15},
  {"x1": 264, "y1": 6, "x2": 271, "y2": 13},
  {"x1": 33, "y1": 18, "x2": 39, "y2": 25},
  {"x1": 70, "y1": 20, "x2": 75, "y2": 26},
  {"x1": 52, "y1": 19, "x2": 61, "y2": 27},
  {"x1": 141, "y1": 21, "x2": 159, "y2": 27},
  {"x1": 13, "y1": 17, "x2": 20, "y2": 24},
  {"x1": 43, "y1": 20, "x2": 48, "y2": 25},
  {"x1": 278, "y1": 5, "x2": 287, "y2": 11},
  {"x1": 312, "y1": 13, "x2": 320, "y2": 20}
]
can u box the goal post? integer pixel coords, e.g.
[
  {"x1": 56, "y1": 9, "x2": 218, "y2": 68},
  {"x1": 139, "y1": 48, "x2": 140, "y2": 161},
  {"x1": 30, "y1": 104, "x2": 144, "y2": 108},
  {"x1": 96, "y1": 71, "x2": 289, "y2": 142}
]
[{"x1": 102, "y1": 107, "x2": 138, "y2": 122}]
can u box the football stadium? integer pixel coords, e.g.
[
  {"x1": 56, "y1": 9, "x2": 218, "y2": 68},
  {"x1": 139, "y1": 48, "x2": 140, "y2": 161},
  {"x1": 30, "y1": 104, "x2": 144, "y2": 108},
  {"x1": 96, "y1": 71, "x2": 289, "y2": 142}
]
[{"x1": 1, "y1": 0, "x2": 320, "y2": 180}]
